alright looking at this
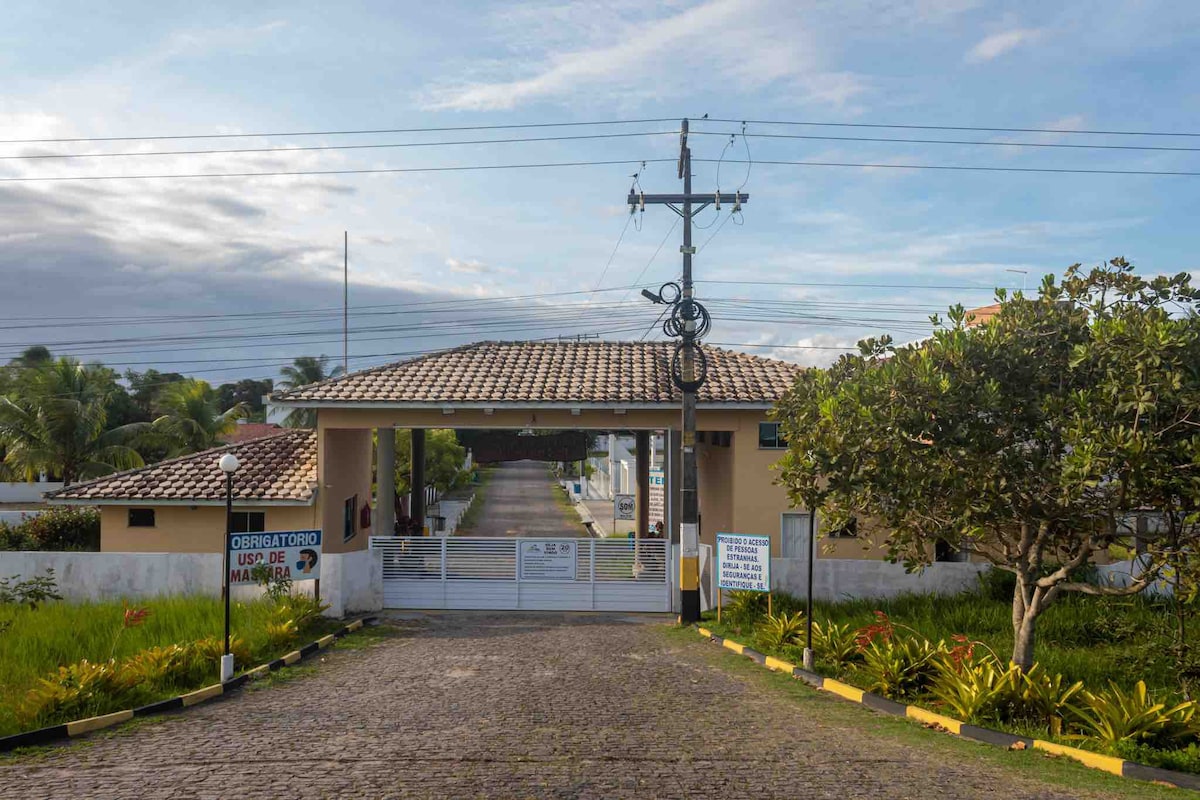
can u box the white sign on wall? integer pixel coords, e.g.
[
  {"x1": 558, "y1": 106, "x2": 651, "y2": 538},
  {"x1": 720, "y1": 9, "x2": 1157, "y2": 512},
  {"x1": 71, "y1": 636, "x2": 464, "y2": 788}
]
[
  {"x1": 716, "y1": 532, "x2": 771, "y2": 593},
  {"x1": 614, "y1": 494, "x2": 636, "y2": 521},
  {"x1": 648, "y1": 468, "x2": 665, "y2": 527},
  {"x1": 520, "y1": 540, "x2": 576, "y2": 581},
  {"x1": 227, "y1": 529, "x2": 322, "y2": 585}
]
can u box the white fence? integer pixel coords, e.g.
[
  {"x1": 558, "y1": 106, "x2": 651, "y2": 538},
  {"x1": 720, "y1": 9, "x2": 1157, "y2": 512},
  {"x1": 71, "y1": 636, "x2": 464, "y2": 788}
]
[
  {"x1": 371, "y1": 536, "x2": 672, "y2": 612},
  {"x1": 771, "y1": 557, "x2": 989, "y2": 602}
]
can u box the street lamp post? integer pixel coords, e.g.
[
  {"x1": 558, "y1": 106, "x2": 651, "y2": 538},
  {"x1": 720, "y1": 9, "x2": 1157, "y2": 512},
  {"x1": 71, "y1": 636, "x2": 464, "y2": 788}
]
[{"x1": 217, "y1": 452, "x2": 240, "y2": 683}]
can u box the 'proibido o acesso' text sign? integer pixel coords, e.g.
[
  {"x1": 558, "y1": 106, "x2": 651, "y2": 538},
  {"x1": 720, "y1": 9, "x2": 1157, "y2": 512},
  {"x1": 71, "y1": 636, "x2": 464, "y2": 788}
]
[
  {"x1": 227, "y1": 529, "x2": 322, "y2": 585},
  {"x1": 716, "y1": 532, "x2": 771, "y2": 593}
]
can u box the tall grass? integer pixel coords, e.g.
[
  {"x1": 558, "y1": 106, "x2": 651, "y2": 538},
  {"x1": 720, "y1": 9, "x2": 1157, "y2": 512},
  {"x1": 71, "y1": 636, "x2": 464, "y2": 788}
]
[{"x1": 0, "y1": 596, "x2": 334, "y2": 737}]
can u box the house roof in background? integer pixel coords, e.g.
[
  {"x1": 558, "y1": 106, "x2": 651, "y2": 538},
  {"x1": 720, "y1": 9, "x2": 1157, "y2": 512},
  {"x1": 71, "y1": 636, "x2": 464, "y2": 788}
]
[
  {"x1": 219, "y1": 422, "x2": 285, "y2": 444},
  {"x1": 48, "y1": 430, "x2": 317, "y2": 505},
  {"x1": 269, "y1": 340, "x2": 803, "y2": 407}
]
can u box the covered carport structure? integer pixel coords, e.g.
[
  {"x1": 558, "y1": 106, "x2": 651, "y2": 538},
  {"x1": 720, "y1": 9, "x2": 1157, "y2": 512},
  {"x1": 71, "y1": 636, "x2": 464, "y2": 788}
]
[{"x1": 268, "y1": 340, "x2": 801, "y2": 611}]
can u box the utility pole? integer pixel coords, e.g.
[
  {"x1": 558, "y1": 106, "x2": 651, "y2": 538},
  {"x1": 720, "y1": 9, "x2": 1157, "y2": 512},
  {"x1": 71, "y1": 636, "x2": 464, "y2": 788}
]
[
  {"x1": 634, "y1": 118, "x2": 748, "y2": 623},
  {"x1": 343, "y1": 231, "x2": 349, "y2": 373}
]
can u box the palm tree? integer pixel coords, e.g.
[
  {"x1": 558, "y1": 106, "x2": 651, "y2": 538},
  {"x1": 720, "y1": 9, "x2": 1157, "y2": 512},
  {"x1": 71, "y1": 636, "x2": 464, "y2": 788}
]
[
  {"x1": 277, "y1": 356, "x2": 343, "y2": 428},
  {"x1": 151, "y1": 379, "x2": 248, "y2": 455},
  {"x1": 0, "y1": 358, "x2": 146, "y2": 484}
]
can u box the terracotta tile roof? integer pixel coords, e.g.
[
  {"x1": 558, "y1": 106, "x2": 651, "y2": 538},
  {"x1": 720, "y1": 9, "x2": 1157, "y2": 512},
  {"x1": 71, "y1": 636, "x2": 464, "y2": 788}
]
[
  {"x1": 965, "y1": 303, "x2": 1002, "y2": 327},
  {"x1": 270, "y1": 341, "x2": 804, "y2": 406},
  {"x1": 219, "y1": 422, "x2": 285, "y2": 444},
  {"x1": 48, "y1": 430, "x2": 317, "y2": 504}
]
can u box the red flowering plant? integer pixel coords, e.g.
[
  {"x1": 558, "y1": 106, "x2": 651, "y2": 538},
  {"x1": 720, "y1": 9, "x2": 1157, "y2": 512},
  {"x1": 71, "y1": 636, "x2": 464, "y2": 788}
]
[
  {"x1": 854, "y1": 611, "x2": 895, "y2": 651},
  {"x1": 110, "y1": 602, "x2": 152, "y2": 658}
]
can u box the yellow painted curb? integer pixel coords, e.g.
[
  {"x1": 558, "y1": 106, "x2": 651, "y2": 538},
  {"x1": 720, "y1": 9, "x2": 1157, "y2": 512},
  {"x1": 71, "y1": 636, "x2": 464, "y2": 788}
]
[
  {"x1": 697, "y1": 627, "x2": 712, "y2": 637},
  {"x1": 317, "y1": 634, "x2": 337, "y2": 648},
  {"x1": 282, "y1": 650, "x2": 303, "y2": 666},
  {"x1": 907, "y1": 705, "x2": 963, "y2": 734},
  {"x1": 764, "y1": 656, "x2": 796, "y2": 673},
  {"x1": 246, "y1": 664, "x2": 270, "y2": 679},
  {"x1": 180, "y1": 684, "x2": 223, "y2": 707},
  {"x1": 347, "y1": 619, "x2": 364, "y2": 632},
  {"x1": 66, "y1": 709, "x2": 134, "y2": 736},
  {"x1": 1033, "y1": 739, "x2": 1126, "y2": 776},
  {"x1": 821, "y1": 678, "x2": 865, "y2": 703},
  {"x1": 722, "y1": 639, "x2": 745, "y2": 655}
]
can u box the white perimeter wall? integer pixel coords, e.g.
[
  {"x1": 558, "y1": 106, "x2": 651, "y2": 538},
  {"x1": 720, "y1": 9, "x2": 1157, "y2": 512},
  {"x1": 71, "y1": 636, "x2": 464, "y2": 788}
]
[
  {"x1": 771, "y1": 557, "x2": 989, "y2": 602},
  {"x1": 0, "y1": 550, "x2": 383, "y2": 617}
]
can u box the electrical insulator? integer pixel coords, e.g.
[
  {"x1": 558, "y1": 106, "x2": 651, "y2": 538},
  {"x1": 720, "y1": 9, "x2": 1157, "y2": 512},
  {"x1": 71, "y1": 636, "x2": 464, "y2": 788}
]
[
  {"x1": 714, "y1": 190, "x2": 721, "y2": 211},
  {"x1": 639, "y1": 192, "x2": 646, "y2": 212}
]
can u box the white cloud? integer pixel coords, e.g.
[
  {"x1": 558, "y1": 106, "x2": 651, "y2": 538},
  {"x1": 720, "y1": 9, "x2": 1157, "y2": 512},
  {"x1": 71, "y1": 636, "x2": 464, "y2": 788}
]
[
  {"x1": 421, "y1": 0, "x2": 866, "y2": 111},
  {"x1": 446, "y1": 257, "x2": 491, "y2": 274},
  {"x1": 965, "y1": 28, "x2": 1042, "y2": 63}
]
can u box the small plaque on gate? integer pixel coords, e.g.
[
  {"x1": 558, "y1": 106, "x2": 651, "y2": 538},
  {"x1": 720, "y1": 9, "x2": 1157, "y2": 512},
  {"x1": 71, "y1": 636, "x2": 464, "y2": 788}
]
[{"x1": 520, "y1": 540, "x2": 576, "y2": 581}]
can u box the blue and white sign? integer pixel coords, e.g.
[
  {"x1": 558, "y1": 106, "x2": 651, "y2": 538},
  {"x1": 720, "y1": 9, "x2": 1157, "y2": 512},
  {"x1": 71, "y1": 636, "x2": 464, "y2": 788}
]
[
  {"x1": 227, "y1": 529, "x2": 322, "y2": 585},
  {"x1": 717, "y1": 532, "x2": 771, "y2": 592}
]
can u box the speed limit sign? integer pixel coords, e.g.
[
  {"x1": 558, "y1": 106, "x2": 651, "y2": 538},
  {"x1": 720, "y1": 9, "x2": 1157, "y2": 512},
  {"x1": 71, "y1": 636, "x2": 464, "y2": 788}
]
[{"x1": 614, "y1": 494, "x2": 636, "y2": 520}]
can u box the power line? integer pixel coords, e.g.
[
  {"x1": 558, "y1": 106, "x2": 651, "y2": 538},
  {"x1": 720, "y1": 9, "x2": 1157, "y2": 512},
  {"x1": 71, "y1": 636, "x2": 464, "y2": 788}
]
[
  {"x1": 694, "y1": 158, "x2": 1200, "y2": 178},
  {"x1": 690, "y1": 130, "x2": 1200, "y2": 152},
  {"x1": 0, "y1": 130, "x2": 679, "y2": 161},
  {"x1": 0, "y1": 118, "x2": 682, "y2": 145},
  {"x1": 0, "y1": 158, "x2": 677, "y2": 184},
  {"x1": 703, "y1": 118, "x2": 1200, "y2": 139},
  {"x1": 589, "y1": 213, "x2": 636, "y2": 298}
]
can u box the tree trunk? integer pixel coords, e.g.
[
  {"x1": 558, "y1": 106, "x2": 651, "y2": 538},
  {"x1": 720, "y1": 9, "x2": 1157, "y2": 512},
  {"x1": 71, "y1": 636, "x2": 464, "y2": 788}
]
[{"x1": 1011, "y1": 573, "x2": 1038, "y2": 671}]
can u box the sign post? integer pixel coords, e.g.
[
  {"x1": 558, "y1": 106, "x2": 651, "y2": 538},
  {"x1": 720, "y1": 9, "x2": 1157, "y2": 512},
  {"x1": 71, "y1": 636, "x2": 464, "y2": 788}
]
[{"x1": 716, "y1": 532, "x2": 772, "y2": 623}]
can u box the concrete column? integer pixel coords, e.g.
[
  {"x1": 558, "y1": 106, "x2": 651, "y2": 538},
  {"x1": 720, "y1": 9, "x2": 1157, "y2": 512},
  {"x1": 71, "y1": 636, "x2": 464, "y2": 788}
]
[
  {"x1": 666, "y1": 429, "x2": 682, "y2": 545},
  {"x1": 410, "y1": 428, "x2": 426, "y2": 532},
  {"x1": 635, "y1": 430, "x2": 650, "y2": 539},
  {"x1": 376, "y1": 429, "x2": 396, "y2": 537}
]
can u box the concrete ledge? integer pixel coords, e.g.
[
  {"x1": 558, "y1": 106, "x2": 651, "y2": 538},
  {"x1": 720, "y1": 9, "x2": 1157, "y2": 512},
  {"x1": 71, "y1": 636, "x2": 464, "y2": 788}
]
[
  {"x1": 694, "y1": 625, "x2": 1200, "y2": 792},
  {"x1": 0, "y1": 616, "x2": 376, "y2": 753}
]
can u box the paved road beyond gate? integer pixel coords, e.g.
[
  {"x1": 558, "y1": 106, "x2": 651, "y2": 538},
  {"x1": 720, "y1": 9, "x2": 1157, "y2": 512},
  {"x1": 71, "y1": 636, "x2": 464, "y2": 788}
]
[{"x1": 370, "y1": 536, "x2": 673, "y2": 612}]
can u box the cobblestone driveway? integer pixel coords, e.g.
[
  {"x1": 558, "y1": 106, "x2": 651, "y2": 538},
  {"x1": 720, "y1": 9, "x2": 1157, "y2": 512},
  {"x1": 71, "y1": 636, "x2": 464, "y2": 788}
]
[{"x1": 2, "y1": 614, "x2": 1121, "y2": 799}]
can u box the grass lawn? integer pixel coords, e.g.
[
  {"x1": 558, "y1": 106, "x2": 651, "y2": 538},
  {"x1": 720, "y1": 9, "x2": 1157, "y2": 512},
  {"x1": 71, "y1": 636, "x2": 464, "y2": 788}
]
[
  {"x1": 0, "y1": 595, "x2": 342, "y2": 737},
  {"x1": 662, "y1": 624, "x2": 1189, "y2": 800},
  {"x1": 453, "y1": 466, "x2": 493, "y2": 535}
]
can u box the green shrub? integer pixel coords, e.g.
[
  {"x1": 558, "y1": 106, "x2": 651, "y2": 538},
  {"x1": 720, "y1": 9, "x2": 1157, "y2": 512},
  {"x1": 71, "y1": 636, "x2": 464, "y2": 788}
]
[
  {"x1": 0, "y1": 507, "x2": 100, "y2": 551},
  {"x1": 0, "y1": 569, "x2": 62, "y2": 608},
  {"x1": 812, "y1": 621, "x2": 861, "y2": 670},
  {"x1": 17, "y1": 659, "x2": 142, "y2": 726},
  {"x1": 754, "y1": 612, "x2": 806, "y2": 652},
  {"x1": 856, "y1": 636, "x2": 943, "y2": 700},
  {"x1": 930, "y1": 657, "x2": 1022, "y2": 724},
  {"x1": 724, "y1": 590, "x2": 768, "y2": 631},
  {"x1": 1019, "y1": 665, "x2": 1085, "y2": 736},
  {"x1": 1113, "y1": 741, "x2": 1200, "y2": 774},
  {"x1": 974, "y1": 568, "x2": 1016, "y2": 603},
  {"x1": 1069, "y1": 681, "x2": 1199, "y2": 749}
]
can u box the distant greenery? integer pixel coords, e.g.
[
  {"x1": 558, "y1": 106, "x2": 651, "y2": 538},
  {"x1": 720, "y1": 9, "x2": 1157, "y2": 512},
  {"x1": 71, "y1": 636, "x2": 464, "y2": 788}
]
[
  {"x1": 0, "y1": 349, "x2": 338, "y2": 484},
  {"x1": 277, "y1": 356, "x2": 342, "y2": 428},
  {"x1": 0, "y1": 507, "x2": 100, "y2": 551}
]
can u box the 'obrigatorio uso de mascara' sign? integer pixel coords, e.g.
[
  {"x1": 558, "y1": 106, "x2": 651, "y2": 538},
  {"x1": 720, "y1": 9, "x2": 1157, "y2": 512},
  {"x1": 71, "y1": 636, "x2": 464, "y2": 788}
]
[{"x1": 227, "y1": 529, "x2": 322, "y2": 585}]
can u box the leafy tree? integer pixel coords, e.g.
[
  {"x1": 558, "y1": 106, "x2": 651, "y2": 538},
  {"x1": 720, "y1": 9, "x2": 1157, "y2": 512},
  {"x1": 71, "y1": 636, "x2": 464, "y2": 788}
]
[
  {"x1": 277, "y1": 356, "x2": 343, "y2": 428},
  {"x1": 150, "y1": 379, "x2": 247, "y2": 455},
  {"x1": 775, "y1": 259, "x2": 1200, "y2": 670},
  {"x1": 124, "y1": 368, "x2": 185, "y2": 417},
  {"x1": 216, "y1": 378, "x2": 273, "y2": 422},
  {"x1": 393, "y1": 429, "x2": 468, "y2": 495},
  {"x1": 0, "y1": 358, "x2": 146, "y2": 484}
]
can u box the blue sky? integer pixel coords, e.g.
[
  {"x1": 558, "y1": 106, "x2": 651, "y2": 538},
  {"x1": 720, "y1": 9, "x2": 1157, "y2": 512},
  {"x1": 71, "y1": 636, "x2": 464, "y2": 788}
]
[{"x1": 1, "y1": 0, "x2": 1198, "y2": 383}]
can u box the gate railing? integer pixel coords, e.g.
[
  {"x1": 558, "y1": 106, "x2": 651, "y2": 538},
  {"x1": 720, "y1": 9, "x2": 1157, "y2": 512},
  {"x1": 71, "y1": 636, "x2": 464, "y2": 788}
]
[{"x1": 370, "y1": 536, "x2": 669, "y2": 584}]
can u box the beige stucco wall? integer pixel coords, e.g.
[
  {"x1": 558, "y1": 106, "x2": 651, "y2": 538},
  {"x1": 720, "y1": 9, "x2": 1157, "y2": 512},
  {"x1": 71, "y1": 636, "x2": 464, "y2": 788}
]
[
  {"x1": 318, "y1": 428, "x2": 374, "y2": 553},
  {"x1": 100, "y1": 504, "x2": 318, "y2": 553},
  {"x1": 696, "y1": 441, "x2": 733, "y2": 550}
]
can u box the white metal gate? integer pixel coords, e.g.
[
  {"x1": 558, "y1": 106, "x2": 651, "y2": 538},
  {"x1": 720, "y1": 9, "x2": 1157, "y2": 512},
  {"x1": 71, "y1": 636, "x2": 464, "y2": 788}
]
[{"x1": 370, "y1": 536, "x2": 672, "y2": 612}]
